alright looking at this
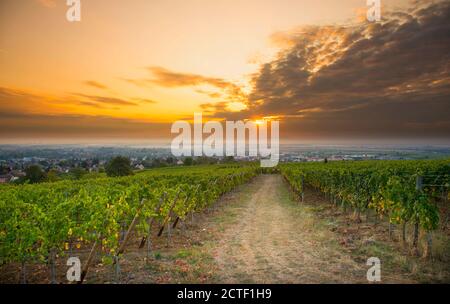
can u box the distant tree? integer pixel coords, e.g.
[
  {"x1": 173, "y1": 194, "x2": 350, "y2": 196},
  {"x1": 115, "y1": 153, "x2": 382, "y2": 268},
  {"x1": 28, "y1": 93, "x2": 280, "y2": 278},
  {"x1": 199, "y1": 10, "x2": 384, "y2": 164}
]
[
  {"x1": 166, "y1": 157, "x2": 175, "y2": 165},
  {"x1": 105, "y1": 156, "x2": 133, "y2": 177},
  {"x1": 25, "y1": 165, "x2": 47, "y2": 184},
  {"x1": 70, "y1": 167, "x2": 87, "y2": 179},
  {"x1": 142, "y1": 159, "x2": 153, "y2": 169},
  {"x1": 80, "y1": 160, "x2": 90, "y2": 170},
  {"x1": 46, "y1": 169, "x2": 61, "y2": 182},
  {"x1": 196, "y1": 156, "x2": 217, "y2": 165},
  {"x1": 0, "y1": 164, "x2": 9, "y2": 175},
  {"x1": 324, "y1": 158, "x2": 328, "y2": 163},
  {"x1": 183, "y1": 157, "x2": 193, "y2": 166},
  {"x1": 224, "y1": 156, "x2": 235, "y2": 163},
  {"x1": 38, "y1": 160, "x2": 49, "y2": 167},
  {"x1": 151, "y1": 158, "x2": 167, "y2": 168}
]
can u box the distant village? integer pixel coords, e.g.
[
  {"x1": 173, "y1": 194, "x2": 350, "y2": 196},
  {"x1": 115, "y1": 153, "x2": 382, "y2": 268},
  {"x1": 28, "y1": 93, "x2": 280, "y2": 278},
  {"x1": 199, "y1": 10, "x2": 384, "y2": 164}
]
[{"x1": 1, "y1": 145, "x2": 448, "y2": 184}]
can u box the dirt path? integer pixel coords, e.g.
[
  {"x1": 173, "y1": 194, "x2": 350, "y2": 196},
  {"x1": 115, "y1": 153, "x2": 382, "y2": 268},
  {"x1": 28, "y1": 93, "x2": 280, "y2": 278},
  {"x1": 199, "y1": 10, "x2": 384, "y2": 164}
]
[{"x1": 212, "y1": 174, "x2": 369, "y2": 283}]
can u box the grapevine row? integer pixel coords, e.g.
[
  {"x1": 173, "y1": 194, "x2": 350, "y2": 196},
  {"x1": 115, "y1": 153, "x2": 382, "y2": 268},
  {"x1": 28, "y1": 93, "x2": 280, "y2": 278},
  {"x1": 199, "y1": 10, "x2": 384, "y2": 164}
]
[
  {"x1": 280, "y1": 159, "x2": 449, "y2": 232},
  {"x1": 0, "y1": 165, "x2": 259, "y2": 272}
]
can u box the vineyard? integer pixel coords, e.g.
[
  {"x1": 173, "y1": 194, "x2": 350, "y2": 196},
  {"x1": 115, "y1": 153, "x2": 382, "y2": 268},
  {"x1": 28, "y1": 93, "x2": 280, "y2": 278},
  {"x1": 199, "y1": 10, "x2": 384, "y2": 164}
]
[
  {"x1": 280, "y1": 159, "x2": 450, "y2": 256},
  {"x1": 0, "y1": 159, "x2": 449, "y2": 283},
  {"x1": 0, "y1": 164, "x2": 259, "y2": 283}
]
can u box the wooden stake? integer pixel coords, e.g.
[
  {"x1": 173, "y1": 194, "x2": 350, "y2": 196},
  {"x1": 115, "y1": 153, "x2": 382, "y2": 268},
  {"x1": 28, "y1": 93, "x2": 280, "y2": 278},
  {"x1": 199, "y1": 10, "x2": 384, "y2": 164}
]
[
  {"x1": 49, "y1": 248, "x2": 57, "y2": 284},
  {"x1": 166, "y1": 221, "x2": 172, "y2": 247},
  {"x1": 389, "y1": 222, "x2": 394, "y2": 239},
  {"x1": 424, "y1": 232, "x2": 433, "y2": 258},
  {"x1": 402, "y1": 222, "x2": 407, "y2": 244},
  {"x1": 78, "y1": 239, "x2": 100, "y2": 284},
  {"x1": 172, "y1": 216, "x2": 180, "y2": 229},
  {"x1": 157, "y1": 190, "x2": 181, "y2": 237},
  {"x1": 173, "y1": 185, "x2": 201, "y2": 229},
  {"x1": 116, "y1": 199, "x2": 146, "y2": 256},
  {"x1": 139, "y1": 193, "x2": 166, "y2": 249},
  {"x1": 20, "y1": 260, "x2": 27, "y2": 284},
  {"x1": 412, "y1": 176, "x2": 423, "y2": 255},
  {"x1": 113, "y1": 256, "x2": 120, "y2": 283},
  {"x1": 412, "y1": 221, "x2": 420, "y2": 255},
  {"x1": 300, "y1": 177, "x2": 304, "y2": 203}
]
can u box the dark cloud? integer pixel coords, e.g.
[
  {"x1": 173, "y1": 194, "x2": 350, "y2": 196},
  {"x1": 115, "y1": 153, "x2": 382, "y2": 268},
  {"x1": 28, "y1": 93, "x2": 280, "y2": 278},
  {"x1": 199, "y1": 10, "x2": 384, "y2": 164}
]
[
  {"x1": 213, "y1": 0, "x2": 450, "y2": 140},
  {"x1": 0, "y1": 86, "x2": 49, "y2": 114},
  {"x1": 0, "y1": 111, "x2": 171, "y2": 140},
  {"x1": 0, "y1": 87, "x2": 166, "y2": 140}
]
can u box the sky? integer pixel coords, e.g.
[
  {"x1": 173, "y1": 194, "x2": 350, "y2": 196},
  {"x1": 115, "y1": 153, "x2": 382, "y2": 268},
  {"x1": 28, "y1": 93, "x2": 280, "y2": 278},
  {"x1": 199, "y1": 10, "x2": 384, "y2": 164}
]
[{"x1": 0, "y1": 0, "x2": 449, "y2": 144}]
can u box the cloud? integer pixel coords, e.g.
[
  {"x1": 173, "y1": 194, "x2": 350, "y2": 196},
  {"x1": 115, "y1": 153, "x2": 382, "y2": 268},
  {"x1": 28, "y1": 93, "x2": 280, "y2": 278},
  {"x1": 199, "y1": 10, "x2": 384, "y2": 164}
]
[
  {"x1": 210, "y1": 0, "x2": 450, "y2": 139},
  {"x1": 0, "y1": 112, "x2": 171, "y2": 140},
  {"x1": 133, "y1": 98, "x2": 157, "y2": 104},
  {"x1": 200, "y1": 102, "x2": 228, "y2": 114},
  {"x1": 0, "y1": 86, "x2": 156, "y2": 121},
  {"x1": 0, "y1": 87, "x2": 166, "y2": 139},
  {"x1": 75, "y1": 94, "x2": 139, "y2": 107},
  {"x1": 146, "y1": 66, "x2": 232, "y2": 89},
  {"x1": 124, "y1": 66, "x2": 247, "y2": 105},
  {"x1": 83, "y1": 81, "x2": 108, "y2": 90},
  {"x1": 0, "y1": 86, "x2": 54, "y2": 115}
]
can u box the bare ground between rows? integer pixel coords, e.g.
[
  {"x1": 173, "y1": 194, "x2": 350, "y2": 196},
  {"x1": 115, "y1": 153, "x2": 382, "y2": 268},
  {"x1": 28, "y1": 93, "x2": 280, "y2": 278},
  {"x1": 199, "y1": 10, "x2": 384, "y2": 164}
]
[{"x1": 212, "y1": 174, "x2": 396, "y2": 283}]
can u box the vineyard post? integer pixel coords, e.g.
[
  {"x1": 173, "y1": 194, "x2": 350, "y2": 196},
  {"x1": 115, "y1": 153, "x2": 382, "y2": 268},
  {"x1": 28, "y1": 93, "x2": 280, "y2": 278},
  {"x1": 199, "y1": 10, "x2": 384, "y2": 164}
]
[
  {"x1": 413, "y1": 176, "x2": 423, "y2": 255},
  {"x1": 50, "y1": 248, "x2": 57, "y2": 284},
  {"x1": 208, "y1": 178, "x2": 219, "y2": 212},
  {"x1": 402, "y1": 222, "x2": 407, "y2": 244},
  {"x1": 146, "y1": 231, "x2": 152, "y2": 264},
  {"x1": 78, "y1": 238, "x2": 100, "y2": 284},
  {"x1": 113, "y1": 255, "x2": 120, "y2": 283},
  {"x1": 388, "y1": 212, "x2": 395, "y2": 239},
  {"x1": 424, "y1": 231, "x2": 433, "y2": 259},
  {"x1": 167, "y1": 216, "x2": 172, "y2": 246},
  {"x1": 116, "y1": 199, "x2": 146, "y2": 258},
  {"x1": 120, "y1": 221, "x2": 126, "y2": 242},
  {"x1": 180, "y1": 216, "x2": 187, "y2": 234},
  {"x1": 20, "y1": 260, "x2": 27, "y2": 284},
  {"x1": 173, "y1": 191, "x2": 193, "y2": 229},
  {"x1": 301, "y1": 176, "x2": 304, "y2": 203},
  {"x1": 69, "y1": 238, "x2": 73, "y2": 256},
  {"x1": 157, "y1": 190, "x2": 181, "y2": 237},
  {"x1": 167, "y1": 190, "x2": 191, "y2": 246},
  {"x1": 139, "y1": 192, "x2": 166, "y2": 249},
  {"x1": 188, "y1": 184, "x2": 201, "y2": 226},
  {"x1": 174, "y1": 184, "x2": 200, "y2": 231}
]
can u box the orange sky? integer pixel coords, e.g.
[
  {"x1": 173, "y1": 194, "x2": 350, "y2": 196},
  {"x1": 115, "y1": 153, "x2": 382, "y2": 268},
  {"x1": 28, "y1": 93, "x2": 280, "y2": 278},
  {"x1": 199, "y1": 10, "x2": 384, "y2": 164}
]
[
  {"x1": 0, "y1": 1, "x2": 409, "y2": 120},
  {"x1": 2, "y1": 0, "x2": 449, "y2": 144}
]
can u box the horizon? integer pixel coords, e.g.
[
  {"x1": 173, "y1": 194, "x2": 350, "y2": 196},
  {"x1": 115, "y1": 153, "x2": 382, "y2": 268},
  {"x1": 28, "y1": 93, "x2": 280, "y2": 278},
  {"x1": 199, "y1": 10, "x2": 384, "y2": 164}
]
[{"x1": 1, "y1": 139, "x2": 450, "y2": 148}]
